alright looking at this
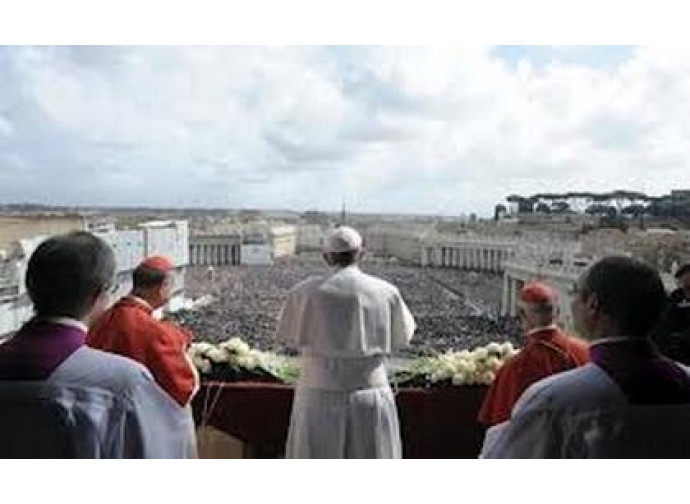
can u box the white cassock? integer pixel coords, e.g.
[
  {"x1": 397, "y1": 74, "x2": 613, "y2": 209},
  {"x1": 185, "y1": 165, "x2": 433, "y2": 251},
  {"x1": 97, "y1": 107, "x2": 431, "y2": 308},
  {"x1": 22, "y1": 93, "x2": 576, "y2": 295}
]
[
  {"x1": 277, "y1": 264, "x2": 416, "y2": 458},
  {"x1": 0, "y1": 346, "x2": 197, "y2": 458},
  {"x1": 481, "y1": 363, "x2": 690, "y2": 458}
]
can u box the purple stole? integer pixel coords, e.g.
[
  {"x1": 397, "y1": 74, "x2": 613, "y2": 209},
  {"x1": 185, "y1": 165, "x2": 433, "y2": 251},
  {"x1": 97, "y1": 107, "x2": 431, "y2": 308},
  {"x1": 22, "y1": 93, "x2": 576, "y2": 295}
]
[
  {"x1": 590, "y1": 338, "x2": 690, "y2": 405},
  {"x1": 0, "y1": 319, "x2": 85, "y2": 380}
]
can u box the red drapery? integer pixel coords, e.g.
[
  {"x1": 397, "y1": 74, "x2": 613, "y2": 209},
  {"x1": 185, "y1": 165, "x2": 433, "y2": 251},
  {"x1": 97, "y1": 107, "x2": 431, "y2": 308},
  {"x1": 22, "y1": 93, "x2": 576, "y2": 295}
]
[{"x1": 193, "y1": 382, "x2": 488, "y2": 458}]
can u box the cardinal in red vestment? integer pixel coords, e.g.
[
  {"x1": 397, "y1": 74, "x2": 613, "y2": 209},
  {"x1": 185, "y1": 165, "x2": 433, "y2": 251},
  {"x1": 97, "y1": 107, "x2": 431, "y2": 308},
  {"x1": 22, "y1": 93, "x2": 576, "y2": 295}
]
[
  {"x1": 88, "y1": 255, "x2": 199, "y2": 407},
  {"x1": 478, "y1": 281, "x2": 589, "y2": 427}
]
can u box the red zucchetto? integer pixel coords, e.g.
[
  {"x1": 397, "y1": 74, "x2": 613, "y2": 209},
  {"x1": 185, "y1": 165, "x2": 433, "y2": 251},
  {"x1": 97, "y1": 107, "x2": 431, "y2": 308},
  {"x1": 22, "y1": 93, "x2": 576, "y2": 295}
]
[
  {"x1": 520, "y1": 281, "x2": 558, "y2": 304},
  {"x1": 139, "y1": 255, "x2": 174, "y2": 272}
]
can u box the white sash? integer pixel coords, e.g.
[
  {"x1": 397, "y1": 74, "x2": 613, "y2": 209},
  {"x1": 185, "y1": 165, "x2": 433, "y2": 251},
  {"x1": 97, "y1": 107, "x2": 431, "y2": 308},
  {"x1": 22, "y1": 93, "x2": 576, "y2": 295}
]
[{"x1": 298, "y1": 355, "x2": 389, "y2": 391}]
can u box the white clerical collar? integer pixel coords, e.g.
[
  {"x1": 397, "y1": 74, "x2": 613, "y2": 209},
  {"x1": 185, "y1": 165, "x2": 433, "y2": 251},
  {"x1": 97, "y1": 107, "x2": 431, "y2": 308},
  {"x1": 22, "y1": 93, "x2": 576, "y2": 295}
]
[
  {"x1": 335, "y1": 264, "x2": 360, "y2": 272},
  {"x1": 126, "y1": 295, "x2": 153, "y2": 310},
  {"x1": 526, "y1": 324, "x2": 559, "y2": 336},
  {"x1": 44, "y1": 317, "x2": 88, "y2": 334}
]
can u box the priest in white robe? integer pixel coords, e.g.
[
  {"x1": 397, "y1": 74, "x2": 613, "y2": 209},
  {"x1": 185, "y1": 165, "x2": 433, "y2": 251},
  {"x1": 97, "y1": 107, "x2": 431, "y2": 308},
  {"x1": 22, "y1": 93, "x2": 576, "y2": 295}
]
[
  {"x1": 0, "y1": 231, "x2": 196, "y2": 458},
  {"x1": 482, "y1": 256, "x2": 690, "y2": 458},
  {"x1": 277, "y1": 226, "x2": 416, "y2": 458}
]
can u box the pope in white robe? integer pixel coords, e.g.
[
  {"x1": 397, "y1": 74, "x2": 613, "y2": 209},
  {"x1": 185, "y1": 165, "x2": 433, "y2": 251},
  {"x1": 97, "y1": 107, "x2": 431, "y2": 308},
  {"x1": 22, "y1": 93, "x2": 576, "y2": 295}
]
[{"x1": 277, "y1": 226, "x2": 416, "y2": 458}]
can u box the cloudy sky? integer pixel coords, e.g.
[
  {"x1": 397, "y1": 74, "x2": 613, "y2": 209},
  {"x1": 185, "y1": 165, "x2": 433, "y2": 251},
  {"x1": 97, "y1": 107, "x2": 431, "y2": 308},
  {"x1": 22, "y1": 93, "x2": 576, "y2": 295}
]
[{"x1": 1, "y1": 45, "x2": 689, "y2": 216}]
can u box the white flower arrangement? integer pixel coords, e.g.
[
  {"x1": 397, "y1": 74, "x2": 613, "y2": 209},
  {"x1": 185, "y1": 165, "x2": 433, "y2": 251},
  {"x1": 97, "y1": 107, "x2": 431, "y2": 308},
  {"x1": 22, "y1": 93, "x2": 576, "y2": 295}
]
[
  {"x1": 188, "y1": 337, "x2": 299, "y2": 382},
  {"x1": 189, "y1": 338, "x2": 519, "y2": 388},
  {"x1": 218, "y1": 337, "x2": 251, "y2": 356},
  {"x1": 395, "y1": 341, "x2": 519, "y2": 387}
]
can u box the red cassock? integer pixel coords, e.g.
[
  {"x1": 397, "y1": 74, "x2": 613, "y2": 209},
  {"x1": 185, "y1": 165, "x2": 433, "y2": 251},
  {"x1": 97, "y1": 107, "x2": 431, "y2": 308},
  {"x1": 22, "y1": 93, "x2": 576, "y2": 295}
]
[
  {"x1": 87, "y1": 297, "x2": 198, "y2": 407},
  {"x1": 478, "y1": 327, "x2": 589, "y2": 427}
]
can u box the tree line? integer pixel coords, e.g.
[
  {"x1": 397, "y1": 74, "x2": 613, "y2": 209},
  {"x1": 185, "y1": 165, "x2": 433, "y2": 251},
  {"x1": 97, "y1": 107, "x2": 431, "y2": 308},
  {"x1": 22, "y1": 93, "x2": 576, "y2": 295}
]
[{"x1": 497, "y1": 190, "x2": 690, "y2": 219}]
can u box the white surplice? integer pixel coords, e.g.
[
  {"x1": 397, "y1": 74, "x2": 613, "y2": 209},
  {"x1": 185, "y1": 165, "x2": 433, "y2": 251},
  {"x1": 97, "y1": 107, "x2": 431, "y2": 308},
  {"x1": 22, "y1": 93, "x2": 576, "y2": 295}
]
[
  {"x1": 277, "y1": 265, "x2": 416, "y2": 458},
  {"x1": 481, "y1": 362, "x2": 690, "y2": 458},
  {"x1": 0, "y1": 346, "x2": 197, "y2": 458}
]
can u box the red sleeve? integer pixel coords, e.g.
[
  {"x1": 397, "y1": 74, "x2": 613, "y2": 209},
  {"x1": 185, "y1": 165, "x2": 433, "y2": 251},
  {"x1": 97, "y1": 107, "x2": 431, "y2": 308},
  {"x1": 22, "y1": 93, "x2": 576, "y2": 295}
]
[
  {"x1": 478, "y1": 361, "x2": 522, "y2": 426},
  {"x1": 478, "y1": 350, "x2": 556, "y2": 426},
  {"x1": 146, "y1": 322, "x2": 198, "y2": 407}
]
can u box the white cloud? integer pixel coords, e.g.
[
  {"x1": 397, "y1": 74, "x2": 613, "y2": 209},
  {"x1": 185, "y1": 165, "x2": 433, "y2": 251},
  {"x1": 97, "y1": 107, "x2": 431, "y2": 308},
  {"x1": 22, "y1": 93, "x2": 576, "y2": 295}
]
[
  {"x1": 0, "y1": 114, "x2": 14, "y2": 138},
  {"x1": 1, "y1": 45, "x2": 690, "y2": 216}
]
